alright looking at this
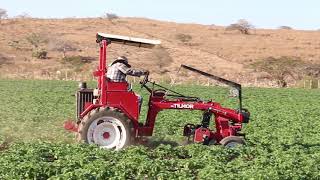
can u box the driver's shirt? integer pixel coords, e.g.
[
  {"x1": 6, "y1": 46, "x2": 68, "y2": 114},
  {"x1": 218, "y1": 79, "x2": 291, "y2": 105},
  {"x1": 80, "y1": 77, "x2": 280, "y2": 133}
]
[{"x1": 106, "y1": 62, "x2": 145, "y2": 82}]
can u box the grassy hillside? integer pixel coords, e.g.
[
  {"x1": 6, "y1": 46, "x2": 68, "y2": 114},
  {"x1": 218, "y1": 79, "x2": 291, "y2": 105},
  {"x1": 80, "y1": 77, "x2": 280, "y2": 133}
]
[
  {"x1": 0, "y1": 18, "x2": 320, "y2": 86},
  {"x1": 0, "y1": 80, "x2": 320, "y2": 178}
]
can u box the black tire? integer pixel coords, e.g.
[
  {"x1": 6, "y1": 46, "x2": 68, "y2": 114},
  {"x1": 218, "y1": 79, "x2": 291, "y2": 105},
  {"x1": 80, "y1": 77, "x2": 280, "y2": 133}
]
[
  {"x1": 219, "y1": 136, "x2": 245, "y2": 148},
  {"x1": 77, "y1": 107, "x2": 134, "y2": 150}
]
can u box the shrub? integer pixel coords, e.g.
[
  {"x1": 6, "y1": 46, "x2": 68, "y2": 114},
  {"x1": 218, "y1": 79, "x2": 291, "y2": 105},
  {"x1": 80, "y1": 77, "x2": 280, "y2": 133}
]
[
  {"x1": 0, "y1": 8, "x2": 7, "y2": 24},
  {"x1": 61, "y1": 56, "x2": 94, "y2": 65},
  {"x1": 62, "y1": 56, "x2": 82, "y2": 65},
  {"x1": 152, "y1": 46, "x2": 173, "y2": 69},
  {"x1": 251, "y1": 56, "x2": 320, "y2": 87},
  {"x1": 0, "y1": 53, "x2": 11, "y2": 67},
  {"x1": 297, "y1": 78, "x2": 319, "y2": 89},
  {"x1": 104, "y1": 13, "x2": 119, "y2": 20},
  {"x1": 49, "y1": 40, "x2": 77, "y2": 57},
  {"x1": 279, "y1": 26, "x2": 293, "y2": 30},
  {"x1": 175, "y1": 33, "x2": 192, "y2": 43},
  {"x1": 26, "y1": 33, "x2": 49, "y2": 59},
  {"x1": 26, "y1": 33, "x2": 48, "y2": 49},
  {"x1": 15, "y1": 12, "x2": 32, "y2": 19},
  {"x1": 226, "y1": 19, "x2": 254, "y2": 35},
  {"x1": 8, "y1": 40, "x2": 33, "y2": 51},
  {"x1": 61, "y1": 56, "x2": 94, "y2": 72},
  {"x1": 32, "y1": 49, "x2": 47, "y2": 59},
  {"x1": 303, "y1": 65, "x2": 320, "y2": 78},
  {"x1": 251, "y1": 56, "x2": 304, "y2": 87}
]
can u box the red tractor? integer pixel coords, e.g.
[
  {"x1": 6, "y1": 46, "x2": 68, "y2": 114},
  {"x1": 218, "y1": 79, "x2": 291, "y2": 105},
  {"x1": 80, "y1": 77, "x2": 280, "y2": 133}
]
[{"x1": 64, "y1": 33, "x2": 250, "y2": 150}]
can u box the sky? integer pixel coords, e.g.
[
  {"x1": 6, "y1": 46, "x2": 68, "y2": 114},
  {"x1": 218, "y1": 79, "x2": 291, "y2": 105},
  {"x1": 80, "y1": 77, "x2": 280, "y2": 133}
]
[{"x1": 0, "y1": 0, "x2": 319, "y2": 30}]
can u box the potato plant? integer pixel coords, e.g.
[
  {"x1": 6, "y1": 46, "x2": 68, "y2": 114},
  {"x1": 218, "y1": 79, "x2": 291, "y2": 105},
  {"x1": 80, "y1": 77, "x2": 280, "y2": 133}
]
[{"x1": 0, "y1": 80, "x2": 319, "y2": 179}]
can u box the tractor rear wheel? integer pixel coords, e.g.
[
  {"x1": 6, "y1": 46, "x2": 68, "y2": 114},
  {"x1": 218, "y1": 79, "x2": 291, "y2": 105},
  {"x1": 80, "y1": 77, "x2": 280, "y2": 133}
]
[
  {"x1": 219, "y1": 136, "x2": 245, "y2": 148},
  {"x1": 77, "y1": 107, "x2": 134, "y2": 150}
]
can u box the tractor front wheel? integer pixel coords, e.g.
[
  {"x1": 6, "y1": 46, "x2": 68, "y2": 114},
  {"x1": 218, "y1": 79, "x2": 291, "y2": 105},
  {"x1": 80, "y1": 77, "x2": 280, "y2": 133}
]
[
  {"x1": 219, "y1": 136, "x2": 245, "y2": 148},
  {"x1": 77, "y1": 107, "x2": 134, "y2": 150}
]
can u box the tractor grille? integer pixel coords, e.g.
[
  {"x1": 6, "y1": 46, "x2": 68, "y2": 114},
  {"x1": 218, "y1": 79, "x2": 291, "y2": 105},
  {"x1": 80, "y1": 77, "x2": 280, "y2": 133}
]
[{"x1": 76, "y1": 89, "x2": 93, "y2": 120}]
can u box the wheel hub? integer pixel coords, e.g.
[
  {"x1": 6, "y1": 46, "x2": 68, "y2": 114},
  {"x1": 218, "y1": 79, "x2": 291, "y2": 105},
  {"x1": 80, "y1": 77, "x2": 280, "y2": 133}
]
[
  {"x1": 92, "y1": 122, "x2": 120, "y2": 148},
  {"x1": 103, "y1": 132, "x2": 110, "y2": 139},
  {"x1": 87, "y1": 116, "x2": 128, "y2": 150}
]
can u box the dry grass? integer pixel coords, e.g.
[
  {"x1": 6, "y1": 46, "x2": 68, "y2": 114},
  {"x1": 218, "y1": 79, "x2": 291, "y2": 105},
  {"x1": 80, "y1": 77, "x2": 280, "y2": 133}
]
[{"x1": 0, "y1": 18, "x2": 320, "y2": 86}]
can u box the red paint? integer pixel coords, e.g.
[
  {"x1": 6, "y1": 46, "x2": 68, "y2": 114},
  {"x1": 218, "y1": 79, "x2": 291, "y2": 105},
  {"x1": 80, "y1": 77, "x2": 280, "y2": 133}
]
[
  {"x1": 65, "y1": 36, "x2": 250, "y2": 145},
  {"x1": 103, "y1": 132, "x2": 110, "y2": 139},
  {"x1": 63, "y1": 120, "x2": 78, "y2": 133},
  {"x1": 194, "y1": 128, "x2": 211, "y2": 143}
]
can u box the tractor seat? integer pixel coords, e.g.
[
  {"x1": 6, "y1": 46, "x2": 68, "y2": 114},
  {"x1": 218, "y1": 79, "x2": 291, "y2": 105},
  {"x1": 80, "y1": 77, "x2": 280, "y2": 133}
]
[{"x1": 106, "y1": 80, "x2": 130, "y2": 92}]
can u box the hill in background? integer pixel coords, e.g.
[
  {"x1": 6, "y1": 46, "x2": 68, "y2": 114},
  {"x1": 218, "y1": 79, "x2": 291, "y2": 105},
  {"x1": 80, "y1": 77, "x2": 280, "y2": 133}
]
[{"x1": 0, "y1": 17, "x2": 320, "y2": 87}]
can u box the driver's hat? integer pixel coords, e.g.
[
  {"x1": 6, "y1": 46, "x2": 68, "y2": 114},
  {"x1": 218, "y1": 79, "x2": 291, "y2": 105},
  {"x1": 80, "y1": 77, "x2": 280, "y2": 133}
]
[{"x1": 116, "y1": 56, "x2": 128, "y2": 62}]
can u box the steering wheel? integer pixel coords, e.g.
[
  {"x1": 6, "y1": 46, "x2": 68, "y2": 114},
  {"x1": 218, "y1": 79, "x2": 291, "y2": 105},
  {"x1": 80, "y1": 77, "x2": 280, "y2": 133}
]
[
  {"x1": 140, "y1": 73, "x2": 149, "y2": 88},
  {"x1": 153, "y1": 89, "x2": 167, "y2": 97}
]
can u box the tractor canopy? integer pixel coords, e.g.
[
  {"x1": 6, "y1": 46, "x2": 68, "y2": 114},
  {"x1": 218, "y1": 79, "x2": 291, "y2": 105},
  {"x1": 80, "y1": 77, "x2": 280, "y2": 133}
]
[{"x1": 96, "y1": 33, "x2": 161, "y2": 48}]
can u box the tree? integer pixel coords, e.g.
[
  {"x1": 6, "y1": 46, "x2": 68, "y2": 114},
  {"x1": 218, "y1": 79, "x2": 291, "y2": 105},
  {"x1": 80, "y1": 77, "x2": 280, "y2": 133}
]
[
  {"x1": 226, "y1": 19, "x2": 254, "y2": 35},
  {"x1": 26, "y1": 33, "x2": 47, "y2": 48},
  {"x1": 103, "y1": 13, "x2": 118, "y2": 20},
  {"x1": 152, "y1": 46, "x2": 173, "y2": 70},
  {"x1": 0, "y1": 8, "x2": 8, "y2": 23},
  {"x1": 303, "y1": 65, "x2": 320, "y2": 78},
  {"x1": 51, "y1": 40, "x2": 77, "y2": 58},
  {"x1": 279, "y1": 26, "x2": 293, "y2": 30},
  {"x1": 15, "y1": 12, "x2": 31, "y2": 19},
  {"x1": 26, "y1": 33, "x2": 49, "y2": 59},
  {"x1": 251, "y1": 56, "x2": 302, "y2": 87}
]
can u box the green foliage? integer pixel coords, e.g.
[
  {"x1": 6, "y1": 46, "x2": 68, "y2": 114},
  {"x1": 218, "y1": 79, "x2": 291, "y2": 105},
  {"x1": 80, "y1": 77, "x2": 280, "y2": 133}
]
[
  {"x1": 251, "y1": 56, "x2": 305, "y2": 87},
  {"x1": 26, "y1": 33, "x2": 48, "y2": 49},
  {"x1": 61, "y1": 56, "x2": 93, "y2": 66},
  {"x1": 26, "y1": 33, "x2": 49, "y2": 59},
  {"x1": 0, "y1": 80, "x2": 320, "y2": 179},
  {"x1": 252, "y1": 57, "x2": 320, "y2": 88},
  {"x1": 61, "y1": 56, "x2": 94, "y2": 72}
]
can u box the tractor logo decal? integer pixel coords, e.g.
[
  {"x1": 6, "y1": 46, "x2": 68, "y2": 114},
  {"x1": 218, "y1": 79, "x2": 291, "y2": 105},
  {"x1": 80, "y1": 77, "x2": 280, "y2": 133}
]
[{"x1": 171, "y1": 104, "x2": 194, "y2": 109}]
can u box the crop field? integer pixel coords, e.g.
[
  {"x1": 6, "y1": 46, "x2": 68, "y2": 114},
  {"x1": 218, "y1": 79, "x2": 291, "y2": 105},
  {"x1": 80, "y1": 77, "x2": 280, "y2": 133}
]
[{"x1": 0, "y1": 79, "x2": 320, "y2": 179}]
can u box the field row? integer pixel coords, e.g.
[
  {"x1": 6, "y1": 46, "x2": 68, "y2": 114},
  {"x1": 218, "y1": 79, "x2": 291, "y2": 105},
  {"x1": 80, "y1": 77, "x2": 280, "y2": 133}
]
[{"x1": 0, "y1": 80, "x2": 319, "y2": 179}]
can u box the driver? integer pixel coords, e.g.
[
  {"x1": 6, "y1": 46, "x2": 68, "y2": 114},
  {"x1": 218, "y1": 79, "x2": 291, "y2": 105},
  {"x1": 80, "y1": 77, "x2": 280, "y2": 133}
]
[{"x1": 106, "y1": 56, "x2": 149, "y2": 112}]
